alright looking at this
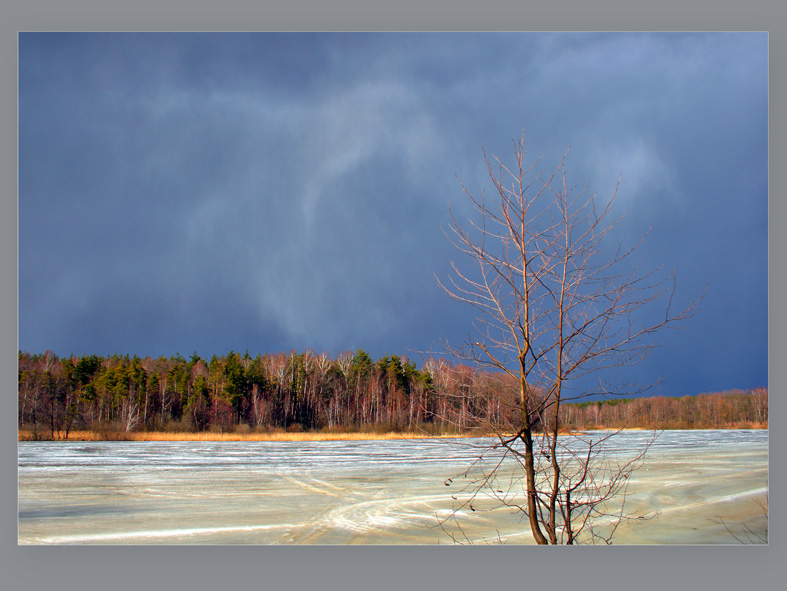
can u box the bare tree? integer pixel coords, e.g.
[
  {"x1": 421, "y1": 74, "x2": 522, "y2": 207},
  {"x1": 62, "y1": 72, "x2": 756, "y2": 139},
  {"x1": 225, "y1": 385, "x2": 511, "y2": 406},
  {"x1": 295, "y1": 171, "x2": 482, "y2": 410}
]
[
  {"x1": 750, "y1": 387, "x2": 768, "y2": 425},
  {"x1": 121, "y1": 395, "x2": 140, "y2": 433},
  {"x1": 719, "y1": 487, "x2": 768, "y2": 544},
  {"x1": 438, "y1": 133, "x2": 700, "y2": 544}
]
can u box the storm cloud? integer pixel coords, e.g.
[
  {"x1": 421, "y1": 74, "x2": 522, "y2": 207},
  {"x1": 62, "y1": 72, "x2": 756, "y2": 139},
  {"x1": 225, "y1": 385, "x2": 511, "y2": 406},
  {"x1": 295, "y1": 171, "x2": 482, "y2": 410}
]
[{"x1": 19, "y1": 32, "x2": 768, "y2": 396}]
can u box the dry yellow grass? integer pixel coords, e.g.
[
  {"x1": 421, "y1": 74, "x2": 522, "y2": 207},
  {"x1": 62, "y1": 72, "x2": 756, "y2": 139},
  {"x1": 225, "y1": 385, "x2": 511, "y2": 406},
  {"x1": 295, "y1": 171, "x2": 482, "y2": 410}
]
[
  {"x1": 17, "y1": 429, "x2": 468, "y2": 443},
  {"x1": 18, "y1": 422, "x2": 766, "y2": 443}
]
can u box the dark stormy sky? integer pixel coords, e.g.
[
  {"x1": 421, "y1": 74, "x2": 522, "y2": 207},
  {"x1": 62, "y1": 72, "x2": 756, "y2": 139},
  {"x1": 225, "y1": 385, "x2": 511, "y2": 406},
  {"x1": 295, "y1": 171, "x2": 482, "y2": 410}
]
[{"x1": 18, "y1": 32, "x2": 768, "y2": 396}]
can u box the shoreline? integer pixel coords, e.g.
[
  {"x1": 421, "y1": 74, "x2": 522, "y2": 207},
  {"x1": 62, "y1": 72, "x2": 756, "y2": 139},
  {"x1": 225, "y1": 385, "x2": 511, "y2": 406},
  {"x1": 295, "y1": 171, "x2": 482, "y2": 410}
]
[
  {"x1": 17, "y1": 423, "x2": 766, "y2": 443},
  {"x1": 17, "y1": 429, "x2": 476, "y2": 443}
]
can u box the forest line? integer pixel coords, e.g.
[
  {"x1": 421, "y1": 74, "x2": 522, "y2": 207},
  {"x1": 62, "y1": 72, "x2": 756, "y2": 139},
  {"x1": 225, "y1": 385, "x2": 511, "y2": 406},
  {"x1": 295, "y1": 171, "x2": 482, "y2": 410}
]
[{"x1": 17, "y1": 349, "x2": 768, "y2": 440}]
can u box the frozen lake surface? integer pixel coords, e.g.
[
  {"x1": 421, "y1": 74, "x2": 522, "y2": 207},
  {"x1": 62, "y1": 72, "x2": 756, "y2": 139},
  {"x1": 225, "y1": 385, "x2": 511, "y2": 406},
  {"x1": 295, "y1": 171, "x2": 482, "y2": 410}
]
[{"x1": 18, "y1": 430, "x2": 768, "y2": 545}]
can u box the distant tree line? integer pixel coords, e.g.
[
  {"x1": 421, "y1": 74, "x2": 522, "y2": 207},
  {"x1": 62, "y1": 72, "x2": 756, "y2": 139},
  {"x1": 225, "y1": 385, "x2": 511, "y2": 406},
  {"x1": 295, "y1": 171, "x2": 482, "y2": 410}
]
[
  {"x1": 17, "y1": 350, "x2": 767, "y2": 439},
  {"x1": 561, "y1": 388, "x2": 768, "y2": 431}
]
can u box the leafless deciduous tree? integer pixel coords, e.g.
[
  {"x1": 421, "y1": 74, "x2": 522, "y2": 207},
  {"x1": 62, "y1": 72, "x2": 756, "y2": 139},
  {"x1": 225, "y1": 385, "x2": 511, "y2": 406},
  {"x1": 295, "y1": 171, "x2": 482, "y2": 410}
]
[
  {"x1": 719, "y1": 486, "x2": 768, "y2": 544},
  {"x1": 437, "y1": 133, "x2": 701, "y2": 544}
]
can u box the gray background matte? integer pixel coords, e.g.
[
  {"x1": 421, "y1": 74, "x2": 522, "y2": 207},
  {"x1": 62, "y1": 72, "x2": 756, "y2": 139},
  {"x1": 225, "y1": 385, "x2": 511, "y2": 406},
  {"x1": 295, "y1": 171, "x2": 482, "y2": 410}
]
[{"x1": 1, "y1": 1, "x2": 783, "y2": 590}]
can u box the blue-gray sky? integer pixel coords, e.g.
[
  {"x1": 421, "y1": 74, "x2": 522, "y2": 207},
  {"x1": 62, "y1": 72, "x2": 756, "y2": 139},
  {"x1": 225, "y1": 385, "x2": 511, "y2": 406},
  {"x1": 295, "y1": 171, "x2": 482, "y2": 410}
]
[{"x1": 18, "y1": 32, "x2": 768, "y2": 396}]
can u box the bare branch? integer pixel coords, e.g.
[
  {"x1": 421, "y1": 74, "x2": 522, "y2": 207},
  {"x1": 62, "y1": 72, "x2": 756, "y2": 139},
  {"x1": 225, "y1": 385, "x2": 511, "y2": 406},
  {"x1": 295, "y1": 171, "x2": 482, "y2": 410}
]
[{"x1": 437, "y1": 132, "x2": 700, "y2": 544}]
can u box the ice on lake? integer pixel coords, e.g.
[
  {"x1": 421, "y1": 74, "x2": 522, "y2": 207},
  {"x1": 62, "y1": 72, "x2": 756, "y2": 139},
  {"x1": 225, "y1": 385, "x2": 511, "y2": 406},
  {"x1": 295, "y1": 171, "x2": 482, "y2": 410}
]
[{"x1": 18, "y1": 430, "x2": 768, "y2": 545}]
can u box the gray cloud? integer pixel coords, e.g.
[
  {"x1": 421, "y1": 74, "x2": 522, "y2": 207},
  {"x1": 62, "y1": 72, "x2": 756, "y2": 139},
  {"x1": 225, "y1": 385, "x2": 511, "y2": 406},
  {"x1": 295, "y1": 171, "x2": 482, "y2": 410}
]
[{"x1": 19, "y1": 32, "x2": 767, "y2": 394}]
